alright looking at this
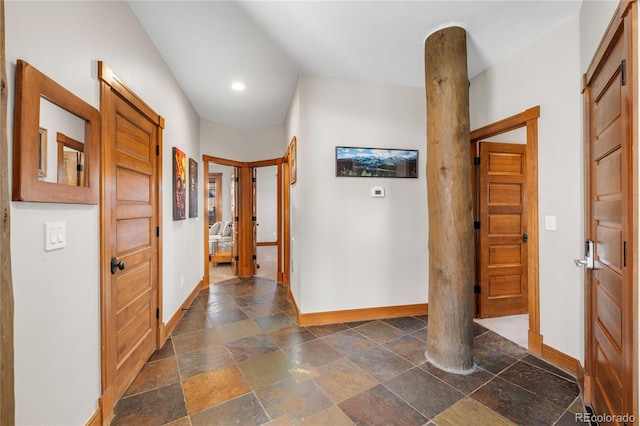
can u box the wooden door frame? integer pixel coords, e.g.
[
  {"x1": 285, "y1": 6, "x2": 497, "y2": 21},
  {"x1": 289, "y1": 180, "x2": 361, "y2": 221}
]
[
  {"x1": 202, "y1": 155, "x2": 283, "y2": 284},
  {"x1": 582, "y1": 0, "x2": 638, "y2": 417},
  {"x1": 98, "y1": 62, "x2": 164, "y2": 424},
  {"x1": 282, "y1": 142, "x2": 292, "y2": 287},
  {"x1": 470, "y1": 106, "x2": 541, "y2": 352}
]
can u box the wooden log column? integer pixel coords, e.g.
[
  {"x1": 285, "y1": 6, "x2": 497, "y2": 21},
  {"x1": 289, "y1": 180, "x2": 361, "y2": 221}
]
[
  {"x1": 1, "y1": 0, "x2": 16, "y2": 422},
  {"x1": 424, "y1": 26, "x2": 474, "y2": 373}
]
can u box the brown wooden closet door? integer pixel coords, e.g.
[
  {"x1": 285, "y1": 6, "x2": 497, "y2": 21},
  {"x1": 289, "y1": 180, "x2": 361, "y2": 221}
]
[
  {"x1": 104, "y1": 91, "x2": 158, "y2": 402},
  {"x1": 478, "y1": 142, "x2": 527, "y2": 318},
  {"x1": 584, "y1": 8, "x2": 633, "y2": 421}
]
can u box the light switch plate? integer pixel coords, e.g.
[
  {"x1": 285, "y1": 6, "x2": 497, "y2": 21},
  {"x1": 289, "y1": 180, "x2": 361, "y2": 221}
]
[
  {"x1": 45, "y1": 222, "x2": 66, "y2": 251},
  {"x1": 545, "y1": 215, "x2": 557, "y2": 231}
]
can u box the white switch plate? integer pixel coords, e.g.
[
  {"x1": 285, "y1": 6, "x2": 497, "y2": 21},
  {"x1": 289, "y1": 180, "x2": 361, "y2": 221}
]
[
  {"x1": 45, "y1": 222, "x2": 66, "y2": 251},
  {"x1": 545, "y1": 215, "x2": 557, "y2": 231}
]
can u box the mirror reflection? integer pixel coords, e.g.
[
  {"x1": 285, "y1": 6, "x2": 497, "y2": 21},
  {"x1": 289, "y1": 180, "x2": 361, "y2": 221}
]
[{"x1": 39, "y1": 97, "x2": 87, "y2": 186}]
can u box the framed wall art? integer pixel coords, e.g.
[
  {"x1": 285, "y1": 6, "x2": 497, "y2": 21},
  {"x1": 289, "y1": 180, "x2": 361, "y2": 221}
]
[
  {"x1": 173, "y1": 147, "x2": 186, "y2": 220},
  {"x1": 335, "y1": 147, "x2": 418, "y2": 178},
  {"x1": 188, "y1": 157, "x2": 198, "y2": 218},
  {"x1": 290, "y1": 136, "x2": 297, "y2": 184}
]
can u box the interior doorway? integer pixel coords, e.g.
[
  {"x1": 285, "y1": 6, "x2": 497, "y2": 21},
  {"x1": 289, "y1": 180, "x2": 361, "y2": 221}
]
[
  {"x1": 255, "y1": 165, "x2": 278, "y2": 280},
  {"x1": 202, "y1": 155, "x2": 283, "y2": 285},
  {"x1": 470, "y1": 106, "x2": 540, "y2": 351}
]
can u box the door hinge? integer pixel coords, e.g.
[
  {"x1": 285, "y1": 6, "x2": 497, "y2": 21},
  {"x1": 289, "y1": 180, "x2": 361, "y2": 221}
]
[
  {"x1": 156, "y1": 226, "x2": 160, "y2": 237},
  {"x1": 474, "y1": 285, "x2": 481, "y2": 294},
  {"x1": 234, "y1": 216, "x2": 239, "y2": 222},
  {"x1": 234, "y1": 255, "x2": 239, "y2": 261},
  {"x1": 252, "y1": 254, "x2": 257, "y2": 260},
  {"x1": 473, "y1": 157, "x2": 480, "y2": 165},
  {"x1": 156, "y1": 145, "x2": 160, "y2": 156},
  {"x1": 156, "y1": 308, "x2": 159, "y2": 319},
  {"x1": 523, "y1": 233, "x2": 528, "y2": 243},
  {"x1": 474, "y1": 221, "x2": 480, "y2": 230},
  {"x1": 77, "y1": 164, "x2": 84, "y2": 172},
  {"x1": 252, "y1": 216, "x2": 257, "y2": 222},
  {"x1": 234, "y1": 177, "x2": 239, "y2": 183},
  {"x1": 623, "y1": 241, "x2": 627, "y2": 267},
  {"x1": 621, "y1": 59, "x2": 627, "y2": 86},
  {"x1": 252, "y1": 177, "x2": 257, "y2": 183}
]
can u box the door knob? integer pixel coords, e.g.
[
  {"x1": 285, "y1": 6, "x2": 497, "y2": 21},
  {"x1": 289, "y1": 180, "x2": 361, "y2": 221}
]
[{"x1": 111, "y1": 257, "x2": 126, "y2": 275}]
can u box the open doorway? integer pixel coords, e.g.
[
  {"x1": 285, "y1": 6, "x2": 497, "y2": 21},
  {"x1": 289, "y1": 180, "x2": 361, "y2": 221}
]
[
  {"x1": 202, "y1": 155, "x2": 283, "y2": 286},
  {"x1": 470, "y1": 107, "x2": 540, "y2": 352},
  {"x1": 207, "y1": 162, "x2": 235, "y2": 283},
  {"x1": 255, "y1": 165, "x2": 278, "y2": 280}
]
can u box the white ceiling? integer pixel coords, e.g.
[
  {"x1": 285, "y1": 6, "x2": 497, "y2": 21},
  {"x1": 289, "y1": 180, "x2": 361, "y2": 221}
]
[{"x1": 128, "y1": 0, "x2": 582, "y2": 131}]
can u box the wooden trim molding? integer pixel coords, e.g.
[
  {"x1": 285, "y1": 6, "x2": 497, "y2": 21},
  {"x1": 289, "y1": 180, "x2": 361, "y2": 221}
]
[
  {"x1": 159, "y1": 279, "x2": 203, "y2": 345},
  {"x1": 296, "y1": 301, "x2": 429, "y2": 327},
  {"x1": 98, "y1": 62, "x2": 161, "y2": 126},
  {"x1": 257, "y1": 241, "x2": 277, "y2": 246},
  {"x1": 541, "y1": 343, "x2": 584, "y2": 382},
  {"x1": 85, "y1": 405, "x2": 101, "y2": 426},
  {"x1": 202, "y1": 154, "x2": 246, "y2": 168}
]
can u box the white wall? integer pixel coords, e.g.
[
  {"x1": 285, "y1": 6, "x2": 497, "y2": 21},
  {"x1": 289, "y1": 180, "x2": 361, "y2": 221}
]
[
  {"x1": 200, "y1": 119, "x2": 286, "y2": 162},
  {"x1": 209, "y1": 164, "x2": 233, "y2": 222},
  {"x1": 470, "y1": 16, "x2": 584, "y2": 360},
  {"x1": 6, "y1": 1, "x2": 201, "y2": 424},
  {"x1": 246, "y1": 125, "x2": 286, "y2": 161},
  {"x1": 257, "y1": 166, "x2": 278, "y2": 242},
  {"x1": 292, "y1": 76, "x2": 428, "y2": 313}
]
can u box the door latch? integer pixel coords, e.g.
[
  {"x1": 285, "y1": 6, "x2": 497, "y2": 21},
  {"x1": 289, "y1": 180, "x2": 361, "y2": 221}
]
[{"x1": 574, "y1": 241, "x2": 594, "y2": 269}]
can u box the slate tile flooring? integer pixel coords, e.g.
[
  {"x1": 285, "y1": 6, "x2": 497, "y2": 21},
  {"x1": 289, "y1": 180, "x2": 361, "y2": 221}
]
[{"x1": 112, "y1": 277, "x2": 585, "y2": 425}]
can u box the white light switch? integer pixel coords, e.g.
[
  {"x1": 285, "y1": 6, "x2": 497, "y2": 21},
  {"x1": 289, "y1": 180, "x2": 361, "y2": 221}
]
[
  {"x1": 545, "y1": 215, "x2": 557, "y2": 231},
  {"x1": 45, "y1": 222, "x2": 66, "y2": 251}
]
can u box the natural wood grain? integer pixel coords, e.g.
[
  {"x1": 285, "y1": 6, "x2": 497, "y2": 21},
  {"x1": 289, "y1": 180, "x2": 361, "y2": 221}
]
[
  {"x1": 297, "y1": 302, "x2": 428, "y2": 327},
  {"x1": 424, "y1": 26, "x2": 474, "y2": 373},
  {"x1": 283, "y1": 141, "x2": 292, "y2": 286},
  {"x1": 98, "y1": 62, "x2": 163, "y2": 425},
  {"x1": 583, "y1": 3, "x2": 636, "y2": 419},
  {"x1": 0, "y1": 1, "x2": 15, "y2": 423},
  {"x1": 13, "y1": 60, "x2": 100, "y2": 204},
  {"x1": 479, "y1": 143, "x2": 527, "y2": 318}
]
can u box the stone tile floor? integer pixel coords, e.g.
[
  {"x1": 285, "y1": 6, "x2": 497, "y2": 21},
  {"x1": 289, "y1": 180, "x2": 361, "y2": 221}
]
[{"x1": 112, "y1": 277, "x2": 586, "y2": 425}]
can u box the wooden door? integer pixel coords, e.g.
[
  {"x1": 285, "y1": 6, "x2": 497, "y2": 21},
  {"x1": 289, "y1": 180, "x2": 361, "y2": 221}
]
[
  {"x1": 99, "y1": 63, "x2": 161, "y2": 420},
  {"x1": 584, "y1": 3, "x2": 634, "y2": 421},
  {"x1": 477, "y1": 142, "x2": 527, "y2": 318},
  {"x1": 252, "y1": 168, "x2": 257, "y2": 272},
  {"x1": 231, "y1": 167, "x2": 239, "y2": 276}
]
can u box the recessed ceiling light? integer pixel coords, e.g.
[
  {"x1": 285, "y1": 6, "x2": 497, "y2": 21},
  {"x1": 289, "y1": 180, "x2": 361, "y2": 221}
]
[{"x1": 231, "y1": 81, "x2": 245, "y2": 92}]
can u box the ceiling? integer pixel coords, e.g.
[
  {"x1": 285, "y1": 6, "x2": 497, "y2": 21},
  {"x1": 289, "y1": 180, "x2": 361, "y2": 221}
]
[{"x1": 128, "y1": 1, "x2": 582, "y2": 131}]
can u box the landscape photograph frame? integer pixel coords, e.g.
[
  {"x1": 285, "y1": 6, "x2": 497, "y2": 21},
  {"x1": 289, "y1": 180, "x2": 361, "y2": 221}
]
[{"x1": 335, "y1": 146, "x2": 418, "y2": 178}]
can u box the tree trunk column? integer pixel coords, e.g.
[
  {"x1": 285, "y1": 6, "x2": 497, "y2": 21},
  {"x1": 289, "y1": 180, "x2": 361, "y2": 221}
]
[{"x1": 425, "y1": 26, "x2": 474, "y2": 373}]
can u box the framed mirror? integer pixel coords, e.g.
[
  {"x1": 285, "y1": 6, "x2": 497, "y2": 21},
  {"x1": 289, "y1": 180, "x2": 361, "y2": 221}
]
[{"x1": 13, "y1": 59, "x2": 100, "y2": 204}]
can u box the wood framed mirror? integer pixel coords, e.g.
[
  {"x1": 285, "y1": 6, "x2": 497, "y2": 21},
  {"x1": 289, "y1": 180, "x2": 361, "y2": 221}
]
[{"x1": 13, "y1": 59, "x2": 99, "y2": 204}]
